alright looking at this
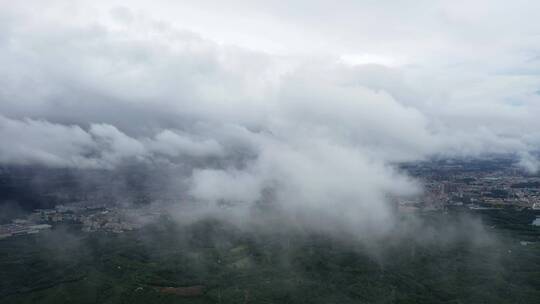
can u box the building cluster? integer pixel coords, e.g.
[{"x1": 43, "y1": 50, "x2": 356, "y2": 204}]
[
  {"x1": 423, "y1": 176, "x2": 540, "y2": 209},
  {"x1": 3, "y1": 158, "x2": 539, "y2": 239},
  {"x1": 0, "y1": 219, "x2": 51, "y2": 239},
  {"x1": 80, "y1": 209, "x2": 142, "y2": 233},
  {"x1": 399, "y1": 159, "x2": 540, "y2": 211},
  {"x1": 0, "y1": 202, "x2": 164, "y2": 240}
]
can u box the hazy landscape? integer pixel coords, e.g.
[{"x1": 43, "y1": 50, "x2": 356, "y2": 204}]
[{"x1": 1, "y1": 1, "x2": 540, "y2": 303}]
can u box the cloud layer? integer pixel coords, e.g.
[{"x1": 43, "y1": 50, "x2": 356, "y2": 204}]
[{"x1": 1, "y1": 1, "x2": 540, "y2": 233}]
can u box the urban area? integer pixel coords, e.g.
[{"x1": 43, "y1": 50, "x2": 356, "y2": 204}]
[{"x1": 2, "y1": 158, "x2": 540, "y2": 240}]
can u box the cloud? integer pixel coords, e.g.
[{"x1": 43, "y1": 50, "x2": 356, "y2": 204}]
[
  {"x1": 147, "y1": 130, "x2": 224, "y2": 158},
  {"x1": 1, "y1": 1, "x2": 540, "y2": 234},
  {"x1": 89, "y1": 124, "x2": 147, "y2": 165},
  {"x1": 517, "y1": 152, "x2": 540, "y2": 174},
  {"x1": 0, "y1": 115, "x2": 225, "y2": 169},
  {"x1": 0, "y1": 115, "x2": 96, "y2": 168},
  {"x1": 190, "y1": 168, "x2": 263, "y2": 205}
]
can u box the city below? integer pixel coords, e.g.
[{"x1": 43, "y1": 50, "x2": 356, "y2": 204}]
[{"x1": 2, "y1": 157, "x2": 540, "y2": 240}]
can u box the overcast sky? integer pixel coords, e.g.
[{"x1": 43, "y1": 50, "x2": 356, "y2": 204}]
[{"x1": 1, "y1": 0, "x2": 539, "y2": 232}]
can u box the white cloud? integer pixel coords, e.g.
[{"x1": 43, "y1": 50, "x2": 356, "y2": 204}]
[
  {"x1": 518, "y1": 152, "x2": 540, "y2": 174},
  {"x1": 147, "y1": 130, "x2": 224, "y2": 158},
  {"x1": 1, "y1": 1, "x2": 540, "y2": 233},
  {"x1": 0, "y1": 115, "x2": 96, "y2": 168}
]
